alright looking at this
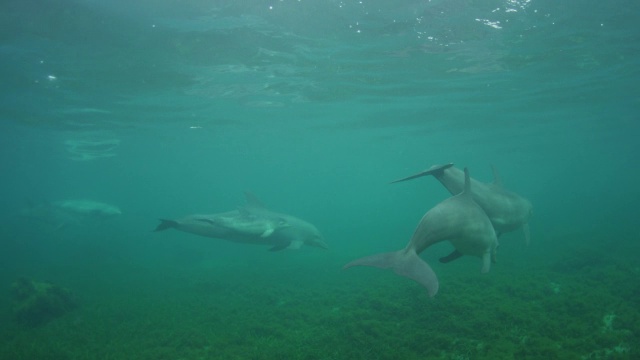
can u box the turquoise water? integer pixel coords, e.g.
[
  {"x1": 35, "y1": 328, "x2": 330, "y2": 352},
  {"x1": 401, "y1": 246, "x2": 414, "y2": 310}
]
[{"x1": 1, "y1": 0, "x2": 639, "y2": 359}]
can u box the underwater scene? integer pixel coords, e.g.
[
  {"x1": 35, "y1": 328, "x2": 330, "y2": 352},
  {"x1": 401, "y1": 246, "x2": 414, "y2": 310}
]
[{"x1": 1, "y1": 0, "x2": 639, "y2": 359}]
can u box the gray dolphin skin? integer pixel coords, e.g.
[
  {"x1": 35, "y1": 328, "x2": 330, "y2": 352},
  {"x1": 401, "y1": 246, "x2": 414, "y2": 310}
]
[
  {"x1": 195, "y1": 210, "x2": 290, "y2": 238},
  {"x1": 20, "y1": 199, "x2": 122, "y2": 229},
  {"x1": 391, "y1": 163, "x2": 533, "y2": 245},
  {"x1": 53, "y1": 199, "x2": 122, "y2": 218},
  {"x1": 344, "y1": 168, "x2": 498, "y2": 297},
  {"x1": 154, "y1": 192, "x2": 327, "y2": 251}
]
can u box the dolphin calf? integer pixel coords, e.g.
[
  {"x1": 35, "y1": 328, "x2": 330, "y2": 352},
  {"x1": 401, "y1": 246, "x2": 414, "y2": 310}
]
[
  {"x1": 391, "y1": 163, "x2": 533, "y2": 246},
  {"x1": 344, "y1": 168, "x2": 498, "y2": 297},
  {"x1": 155, "y1": 192, "x2": 328, "y2": 251}
]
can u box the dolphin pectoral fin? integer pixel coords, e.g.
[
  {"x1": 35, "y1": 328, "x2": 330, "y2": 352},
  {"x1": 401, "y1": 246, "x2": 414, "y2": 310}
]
[
  {"x1": 481, "y1": 252, "x2": 491, "y2": 273},
  {"x1": 390, "y1": 163, "x2": 454, "y2": 184},
  {"x1": 523, "y1": 223, "x2": 531, "y2": 246},
  {"x1": 154, "y1": 219, "x2": 179, "y2": 232},
  {"x1": 268, "y1": 242, "x2": 291, "y2": 252},
  {"x1": 261, "y1": 228, "x2": 275, "y2": 237},
  {"x1": 439, "y1": 250, "x2": 463, "y2": 263},
  {"x1": 288, "y1": 240, "x2": 303, "y2": 250},
  {"x1": 343, "y1": 250, "x2": 439, "y2": 297}
]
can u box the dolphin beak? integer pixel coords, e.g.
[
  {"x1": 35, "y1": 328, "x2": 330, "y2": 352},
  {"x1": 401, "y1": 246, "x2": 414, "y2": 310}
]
[{"x1": 311, "y1": 237, "x2": 329, "y2": 250}]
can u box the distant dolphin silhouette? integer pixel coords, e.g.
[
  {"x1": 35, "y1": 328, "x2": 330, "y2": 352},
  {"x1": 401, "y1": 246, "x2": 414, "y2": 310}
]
[
  {"x1": 20, "y1": 199, "x2": 121, "y2": 229},
  {"x1": 344, "y1": 168, "x2": 498, "y2": 297},
  {"x1": 154, "y1": 192, "x2": 327, "y2": 251},
  {"x1": 54, "y1": 199, "x2": 122, "y2": 218},
  {"x1": 391, "y1": 163, "x2": 533, "y2": 248}
]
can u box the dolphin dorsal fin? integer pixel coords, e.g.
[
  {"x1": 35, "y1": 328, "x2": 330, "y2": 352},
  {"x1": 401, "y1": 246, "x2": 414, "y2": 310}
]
[
  {"x1": 491, "y1": 164, "x2": 503, "y2": 187},
  {"x1": 244, "y1": 191, "x2": 267, "y2": 209},
  {"x1": 463, "y1": 167, "x2": 471, "y2": 194},
  {"x1": 237, "y1": 206, "x2": 252, "y2": 216}
]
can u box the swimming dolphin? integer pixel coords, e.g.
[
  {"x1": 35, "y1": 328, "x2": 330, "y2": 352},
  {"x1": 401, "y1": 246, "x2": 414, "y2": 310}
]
[
  {"x1": 391, "y1": 163, "x2": 533, "y2": 246},
  {"x1": 194, "y1": 209, "x2": 290, "y2": 238},
  {"x1": 20, "y1": 199, "x2": 121, "y2": 229},
  {"x1": 53, "y1": 199, "x2": 122, "y2": 218},
  {"x1": 154, "y1": 192, "x2": 328, "y2": 251},
  {"x1": 344, "y1": 168, "x2": 498, "y2": 297}
]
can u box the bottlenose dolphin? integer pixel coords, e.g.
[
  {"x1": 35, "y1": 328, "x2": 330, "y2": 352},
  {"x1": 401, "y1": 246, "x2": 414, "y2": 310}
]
[
  {"x1": 154, "y1": 192, "x2": 328, "y2": 251},
  {"x1": 20, "y1": 199, "x2": 121, "y2": 229},
  {"x1": 194, "y1": 210, "x2": 290, "y2": 238},
  {"x1": 391, "y1": 163, "x2": 533, "y2": 246},
  {"x1": 53, "y1": 199, "x2": 122, "y2": 218},
  {"x1": 344, "y1": 168, "x2": 498, "y2": 297}
]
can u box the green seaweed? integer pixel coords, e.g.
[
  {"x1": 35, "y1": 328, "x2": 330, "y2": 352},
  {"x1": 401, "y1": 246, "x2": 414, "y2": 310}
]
[
  {"x1": 0, "y1": 242, "x2": 638, "y2": 360},
  {"x1": 10, "y1": 277, "x2": 78, "y2": 327}
]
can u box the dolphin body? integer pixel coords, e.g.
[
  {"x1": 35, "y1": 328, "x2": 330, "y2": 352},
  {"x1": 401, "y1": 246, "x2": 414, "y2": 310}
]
[
  {"x1": 344, "y1": 168, "x2": 498, "y2": 297},
  {"x1": 53, "y1": 199, "x2": 122, "y2": 218},
  {"x1": 193, "y1": 210, "x2": 290, "y2": 238},
  {"x1": 20, "y1": 199, "x2": 121, "y2": 229},
  {"x1": 154, "y1": 193, "x2": 328, "y2": 251},
  {"x1": 391, "y1": 163, "x2": 533, "y2": 249}
]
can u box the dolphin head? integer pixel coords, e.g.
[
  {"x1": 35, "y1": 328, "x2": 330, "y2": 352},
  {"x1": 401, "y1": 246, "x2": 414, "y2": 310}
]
[
  {"x1": 100, "y1": 206, "x2": 122, "y2": 217},
  {"x1": 305, "y1": 233, "x2": 329, "y2": 250},
  {"x1": 274, "y1": 217, "x2": 291, "y2": 229}
]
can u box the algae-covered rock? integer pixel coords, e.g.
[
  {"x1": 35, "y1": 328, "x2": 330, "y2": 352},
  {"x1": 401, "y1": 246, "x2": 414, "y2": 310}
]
[{"x1": 10, "y1": 277, "x2": 78, "y2": 326}]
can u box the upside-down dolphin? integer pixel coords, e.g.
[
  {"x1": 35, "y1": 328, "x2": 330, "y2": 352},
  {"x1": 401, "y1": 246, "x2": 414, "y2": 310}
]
[
  {"x1": 154, "y1": 192, "x2": 328, "y2": 251},
  {"x1": 344, "y1": 168, "x2": 498, "y2": 297},
  {"x1": 391, "y1": 163, "x2": 533, "y2": 248}
]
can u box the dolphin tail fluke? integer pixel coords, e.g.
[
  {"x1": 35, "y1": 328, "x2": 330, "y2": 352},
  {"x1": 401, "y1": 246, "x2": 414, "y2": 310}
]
[
  {"x1": 343, "y1": 249, "x2": 439, "y2": 297},
  {"x1": 390, "y1": 163, "x2": 454, "y2": 184},
  {"x1": 154, "y1": 219, "x2": 178, "y2": 232}
]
